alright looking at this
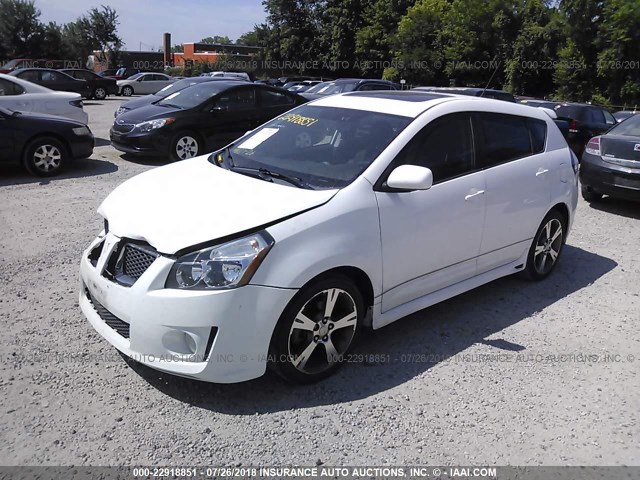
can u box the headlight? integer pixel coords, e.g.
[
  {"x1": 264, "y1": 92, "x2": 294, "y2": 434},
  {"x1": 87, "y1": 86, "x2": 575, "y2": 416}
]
[
  {"x1": 166, "y1": 232, "x2": 274, "y2": 290},
  {"x1": 72, "y1": 126, "x2": 91, "y2": 136},
  {"x1": 134, "y1": 118, "x2": 175, "y2": 132}
]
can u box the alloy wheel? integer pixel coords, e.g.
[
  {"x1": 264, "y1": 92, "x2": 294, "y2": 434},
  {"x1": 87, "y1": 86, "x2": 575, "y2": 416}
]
[
  {"x1": 175, "y1": 136, "x2": 199, "y2": 160},
  {"x1": 287, "y1": 288, "x2": 358, "y2": 375},
  {"x1": 32, "y1": 144, "x2": 62, "y2": 173},
  {"x1": 534, "y1": 218, "x2": 563, "y2": 275},
  {"x1": 94, "y1": 87, "x2": 107, "y2": 100}
]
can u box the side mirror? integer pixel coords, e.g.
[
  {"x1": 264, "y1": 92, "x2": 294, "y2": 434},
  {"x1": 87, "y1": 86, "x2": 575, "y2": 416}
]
[{"x1": 386, "y1": 165, "x2": 433, "y2": 191}]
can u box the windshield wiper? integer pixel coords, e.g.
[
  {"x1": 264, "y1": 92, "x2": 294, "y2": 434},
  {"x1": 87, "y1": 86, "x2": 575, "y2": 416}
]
[{"x1": 232, "y1": 165, "x2": 312, "y2": 189}]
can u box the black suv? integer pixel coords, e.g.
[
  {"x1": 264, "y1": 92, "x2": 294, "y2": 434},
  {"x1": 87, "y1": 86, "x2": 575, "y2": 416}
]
[{"x1": 552, "y1": 103, "x2": 616, "y2": 157}]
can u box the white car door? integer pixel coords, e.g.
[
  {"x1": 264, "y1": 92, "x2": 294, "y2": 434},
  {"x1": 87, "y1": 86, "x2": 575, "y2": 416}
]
[
  {"x1": 136, "y1": 74, "x2": 154, "y2": 94},
  {"x1": 375, "y1": 112, "x2": 487, "y2": 312},
  {"x1": 0, "y1": 78, "x2": 32, "y2": 112},
  {"x1": 473, "y1": 113, "x2": 551, "y2": 273}
]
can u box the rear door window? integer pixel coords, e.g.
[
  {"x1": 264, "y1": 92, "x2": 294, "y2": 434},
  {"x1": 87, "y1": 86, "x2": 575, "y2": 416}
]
[{"x1": 475, "y1": 113, "x2": 533, "y2": 168}]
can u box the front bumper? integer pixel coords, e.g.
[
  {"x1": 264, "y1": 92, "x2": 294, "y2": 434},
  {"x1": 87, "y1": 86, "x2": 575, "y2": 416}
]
[
  {"x1": 70, "y1": 134, "x2": 94, "y2": 159},
  {"x1": 580, "y1": 152, "x2": 640, "y2": 201},
  {"x1": 110, "y1": 128, "x2": 168, "y2": 156},
  {"x1": 79, "y1": 233, "x2": 297, "y2": 383}
]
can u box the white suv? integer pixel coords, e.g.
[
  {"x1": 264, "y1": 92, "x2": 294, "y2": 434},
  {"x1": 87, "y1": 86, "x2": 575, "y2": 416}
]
[{"x1": 80, "y1": 91, "x2": 578, "y2": 384}]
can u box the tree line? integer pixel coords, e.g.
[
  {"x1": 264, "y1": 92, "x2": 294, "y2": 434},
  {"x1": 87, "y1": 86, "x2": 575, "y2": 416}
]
[
  {"x1": 0, "y1": 0, "x2": 122, "y2": 69},
  {"x1": 251, "y1": 0, "x2": 640, "y2": 107}
]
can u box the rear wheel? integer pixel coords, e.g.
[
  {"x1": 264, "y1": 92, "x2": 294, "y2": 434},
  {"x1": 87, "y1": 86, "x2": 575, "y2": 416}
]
[
  {"x1": 269, "y1": 275, "x2": 363, "y2": 383},
  {"x1": 23, "y1": 137, "x2": 68, "y2": 177},
  {"x1": 121, "y1": 85, "x2": 133, "y2": 97},
  {"x1": 523, "y1": 210, "x2": 566, "y2": 281},
  {"x1": 170, "y1": 132, "x2": 201, "y2": 161},
  {"x1": 93, "y1": 87, "x2": 107, "y2": 100},
  {"x1": 581, "y1": 184, "x2": 603, "y2": 202}
]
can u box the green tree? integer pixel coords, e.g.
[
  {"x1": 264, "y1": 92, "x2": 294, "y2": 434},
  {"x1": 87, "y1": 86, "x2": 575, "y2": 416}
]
[
  {"x1": 553, "y1": 0, "x2": 604, "y2": 101},
  {"x1": 236, "y1": 28, "x2": 260, "y2": 46},
  {"x1": 356, "y1": 0, "x2": 413, "y2": 76},
  {"x1": 0, "y1": 0, "x2": 44, "y2": 60},
  {"x1": 317, "y1": 0, "x2": 366, "y2": 75},
  {"x1": 200, "y1": 35, "x2": 232, "y2": 44},
  {"x1": 64, "y1": 6, "x2": 123, "y2": 67},
  {"x1": 595, "y1": 0, "x2": 640, "y2": 106}
]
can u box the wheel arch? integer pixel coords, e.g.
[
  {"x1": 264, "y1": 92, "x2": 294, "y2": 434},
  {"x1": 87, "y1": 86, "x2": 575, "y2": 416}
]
[
  {"x1": 297, "y1": 266, "x2": 375, "y2": 313},
  {"x1": 22, "y1": 133, "x2": 71, "y2": 161},
  {"x1": 549, "y1": 202, "x2": 570, "y2": 238}
]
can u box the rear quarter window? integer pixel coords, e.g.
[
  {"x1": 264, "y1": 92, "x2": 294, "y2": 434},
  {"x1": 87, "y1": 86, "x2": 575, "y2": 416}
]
[{"x1": 528, "y1": 119, "x2": 547, "y2": 153}]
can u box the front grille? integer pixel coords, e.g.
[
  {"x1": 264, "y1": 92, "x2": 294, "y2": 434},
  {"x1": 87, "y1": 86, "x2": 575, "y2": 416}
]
[
  {"x1": 112, "y1": 123, "x2": 134, "y2": 133},
  {"x1": 85, "y1": 288, "x2": 130, "y2": 338},
  {"x1": 121, "y1": 244, "x2": 158, "y2": 280}
]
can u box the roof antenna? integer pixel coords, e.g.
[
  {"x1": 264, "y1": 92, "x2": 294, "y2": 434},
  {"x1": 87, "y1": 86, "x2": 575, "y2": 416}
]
[{"x1": 480, "y1": 56, "x2": 500, "y2": 97}]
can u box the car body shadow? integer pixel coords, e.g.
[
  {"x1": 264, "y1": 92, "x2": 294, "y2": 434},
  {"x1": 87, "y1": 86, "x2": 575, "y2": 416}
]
[
  {"x1": 588, "y1": 197, "x2": 640, "y2": 220},
  {"x1": 125, "y1": 245, "x2": 616, "y2": 414},
  {"x1": 0, "y1": 157, "x2": 118, "y2": 187},
  {"x1": 119, "y1": 153, "x2": 169, "y2": 167},
  {"x1": 94, "y1": 137, "x2": 111, "y2": 147}
]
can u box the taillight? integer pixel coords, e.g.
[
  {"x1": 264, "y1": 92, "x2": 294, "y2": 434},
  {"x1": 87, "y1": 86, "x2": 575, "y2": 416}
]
[
  {"x1": 569, "y1": 119, "x2": 578, "y2": 132},
  {"x1": 585, "y1": 136, "x2": 601, "y2": 155}
]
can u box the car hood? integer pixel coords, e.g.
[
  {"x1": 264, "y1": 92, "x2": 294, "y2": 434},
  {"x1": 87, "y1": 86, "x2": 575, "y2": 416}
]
[
  {"x1": 98, "y1": 156, "x2": 338, "y2": 254},
  {"x1": 14, "y1": 110, "x2": 85, "y2": 126},
  {"x1": 116, "y1": 103, "x2": 181, "y2": 123}
]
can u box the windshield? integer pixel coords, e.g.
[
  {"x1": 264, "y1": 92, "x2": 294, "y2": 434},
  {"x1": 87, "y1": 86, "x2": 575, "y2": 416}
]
[
  {"x1": 1, "y1": 59, "x2": 21, "y2": 69},
  {"x1": 320, "y1": 82, "x2": 357, "y2": 95},
  {"x1": 157, "y1": 82, "x2": 230, "y2": 109},
  {"x1": 155, "y1": 78, "x2": 200, "y2": 97},
  {"x1": 215, "y1": 105, "x2": 412, "y2": 189},
  {"x1": 305, "y1": 82, "x2": 331, "y2": 93},
  {"x1": 609, "y1": 114, "x2": 640, "y2": 136}
]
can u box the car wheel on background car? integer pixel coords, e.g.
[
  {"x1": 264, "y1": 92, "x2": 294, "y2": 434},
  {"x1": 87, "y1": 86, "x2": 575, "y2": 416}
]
[
  {"x1": 269, "y1": 275, "x2": 364, "y2": 383},
  {"x1": 522, "y1": 209, "x2": 566, "y2": 281},
  {"x1": 93, "y1": 87, "x2": 107, "y2": 100},
  {"x1": 23, "y1": 136, "x2": 68, "y2": 177},
  {"x1": 170, "y1": 132, "x2": 201, "y2": 161},
  {"x1": 581, "y1": 184, "x2": 603, "y2": 202},
  {"x1": 121, "y1": 86, "x2": 133, "y2": 97}
]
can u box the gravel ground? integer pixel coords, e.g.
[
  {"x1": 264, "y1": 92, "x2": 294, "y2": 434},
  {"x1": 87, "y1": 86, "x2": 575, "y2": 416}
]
[{"x1": 0, "y1": 98, "x2": 638, "y2": 467}]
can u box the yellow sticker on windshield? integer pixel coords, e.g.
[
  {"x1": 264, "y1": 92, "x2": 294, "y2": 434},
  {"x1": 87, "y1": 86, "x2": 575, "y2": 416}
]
[{"x1": 278, "y1": 113, "x2": 319, "y2": 127}]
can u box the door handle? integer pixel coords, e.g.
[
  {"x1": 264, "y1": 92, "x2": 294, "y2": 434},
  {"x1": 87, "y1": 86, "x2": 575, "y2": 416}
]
[
  {"x1": 536, "y1": 168, "x2": 549, "y2": 176},
  {"x1": 464, "y1": 190, "x2": 485, "y2": 201}
]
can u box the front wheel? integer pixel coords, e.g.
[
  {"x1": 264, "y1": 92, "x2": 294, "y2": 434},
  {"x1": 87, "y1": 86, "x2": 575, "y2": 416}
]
[
  {"x1": 23, "y1": 136, "x2": 68, "y2": 177},
  {"x1": 121, "y1": 85, "x2": 133, "y2": 97},
  {"x1": 170, "y1": 132, "x2": 201, "y2": 161},
  {"x1": 269, "y1": 275, "x2": 364, "y2": 383},
  {"x1": 93, "y1": 87, "x2": 107, "y2": 100},
  {"x1": 523, "y1": 211, "x2": 566, "y2": 281}
]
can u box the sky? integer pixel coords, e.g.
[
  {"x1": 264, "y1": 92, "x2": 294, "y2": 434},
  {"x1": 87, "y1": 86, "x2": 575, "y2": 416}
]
[{"x1": 36, "y1": 0, "x2": 268, "y2": 50}]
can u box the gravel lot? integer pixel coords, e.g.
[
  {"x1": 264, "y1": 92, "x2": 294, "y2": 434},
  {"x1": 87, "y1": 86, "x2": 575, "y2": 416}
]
[{"x1": 0, "y1": 98, "x2": 638, "y2": 467}]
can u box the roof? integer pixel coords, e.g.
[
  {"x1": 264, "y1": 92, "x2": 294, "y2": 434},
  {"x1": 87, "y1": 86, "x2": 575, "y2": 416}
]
[{"x1": 307, "y1": 90, "x2": 553, "y2": 121}]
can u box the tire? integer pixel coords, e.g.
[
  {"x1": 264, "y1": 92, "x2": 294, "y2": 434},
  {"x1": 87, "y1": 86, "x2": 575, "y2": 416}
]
[
  {"x1": 121, "y1": 85, "x2": 134, "y2": 97},
  {"x1": 522, "y1": 210, "x2": 566, "y2": 281},
  {"x1": 22, "y1": 136, "x2": 68, "y2": 177},
  {"x1": 269, "y1": 275, "x2": 364, "y2": 383},
  {"x1": 93, "y1": 87, "x2": 107, "y2": 100},
  {"x1": 581, "y1": 184, "x2": 603, "y2": 202},
  {"x1": 169, "y1": 131, "x2": 202, "y2": 161}
]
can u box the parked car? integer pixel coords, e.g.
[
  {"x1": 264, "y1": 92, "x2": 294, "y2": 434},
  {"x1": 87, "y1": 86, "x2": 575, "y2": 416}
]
[
  {"x1": 0, "y1": 73, "x2": 88, "y2": 124},
  {"x1": 114, "y1": 76, "x2": 248, "y2": 117},
  {"x1": 613, "y1": 110, "x2": 638, "y2": 123},
  {"x1": 302, "y1": 78, "x2": 398, "y2": 100},
  {"x1": 289, "y1": 80, "x2": 323, "y2": 93},
  {"x1": 110, "y1": 82, "x2": 306, "y2": 160},
  {"x1": 0, "y1": 106, "x2": 93, "y2": 176},
  {"x1": 580, "y1": 113, "x2": 640, "y2": 202},
  {"x1": 9, "y1": 68, "x2": 91, "y2": 98},
  {"x1": 108, "y1": 67, "x2": 142, "y2": 80},
  {"x1": 205, "y1": 71, "x2": 251, "y2": 81},
  {"x1": 413, "y1": 86, "x2": 516, "y2": 102},
  {"x1": 117, "y1": 73, "x2": 176, "y2": 97},
  {"x1": 60, "y1": 68, "x2": 118, "y2": 100},
  {"x1": 97, "y1": 69, "x2": 120, "y2": 78},
  {"x1": 82, "y1": 91, "x2": 578, "y2": 384},
  {"x1": 551, "y1": 103, "x2": 616, "y2": 157}
]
